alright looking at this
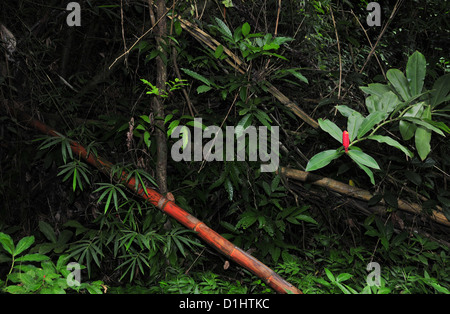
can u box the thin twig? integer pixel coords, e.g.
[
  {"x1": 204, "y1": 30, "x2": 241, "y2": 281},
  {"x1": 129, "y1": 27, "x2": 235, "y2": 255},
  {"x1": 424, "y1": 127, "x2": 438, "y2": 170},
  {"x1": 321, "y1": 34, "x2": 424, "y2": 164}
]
[
  {"x1": 108, "y1": 0, "x2": 178, "y2": 70},
  {"x1": 330, "y1": 6, "x2": 342, "y2": 100}
]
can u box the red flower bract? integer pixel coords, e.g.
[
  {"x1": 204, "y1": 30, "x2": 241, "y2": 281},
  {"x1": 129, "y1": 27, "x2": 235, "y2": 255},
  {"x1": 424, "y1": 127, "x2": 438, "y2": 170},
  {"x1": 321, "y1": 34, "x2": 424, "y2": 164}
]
[{"x1": 342, "y1": 130, "x2": 350, "y2": 153}]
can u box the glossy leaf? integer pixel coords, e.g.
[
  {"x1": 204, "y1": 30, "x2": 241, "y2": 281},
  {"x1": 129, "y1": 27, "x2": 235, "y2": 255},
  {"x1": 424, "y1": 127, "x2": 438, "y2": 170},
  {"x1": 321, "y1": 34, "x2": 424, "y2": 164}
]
[
  {"x1": 357, "y1": 111, "x2": 386, "y2": 139},
  {"x1": 366, "y1": 135, "x2": 413, "y2": 157},
  {"x1": 387, "y1": 69, "x2": 411, "y2": 101},
  {"x1": 415, "y1": 105, "x2": 432, "y2": 160},
  {"x1": 348, "y1": 149, "x2": 380, "y2": 170},
  {"x1": 406, "y1": 51, "x2": 426, "y2": 96},
  {"x1": 318, "y1": 118, "x2": 342, "y2": 143},
  {"x1": 305, "y1": 149, "x2": 343, "y2": 172},
  {"x1": 398, "y1": 102, "x2": 424, "y2": 140},
  {"x1": 430, "y1": 74, "x2": 450, "y2": 108}
]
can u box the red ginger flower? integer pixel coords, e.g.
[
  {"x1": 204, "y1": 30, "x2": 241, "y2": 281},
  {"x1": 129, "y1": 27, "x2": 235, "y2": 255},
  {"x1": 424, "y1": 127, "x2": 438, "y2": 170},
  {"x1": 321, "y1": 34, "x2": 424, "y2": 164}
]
[{"x1": 342, "y1": 130, "x2": 350, "y2": 153}]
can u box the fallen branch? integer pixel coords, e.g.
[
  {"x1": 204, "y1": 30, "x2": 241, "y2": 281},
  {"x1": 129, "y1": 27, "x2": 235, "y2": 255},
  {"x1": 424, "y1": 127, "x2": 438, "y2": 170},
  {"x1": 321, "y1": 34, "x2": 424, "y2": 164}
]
[
  {"x1": 279, "y1": 167, "x2": 450, "y2": 227},
  {"x1": 3, "y1": 101, "x2": 302, "y2": 294},
  {"x1": 167, "y1": 12, "x2": 319, "y2": 129}
]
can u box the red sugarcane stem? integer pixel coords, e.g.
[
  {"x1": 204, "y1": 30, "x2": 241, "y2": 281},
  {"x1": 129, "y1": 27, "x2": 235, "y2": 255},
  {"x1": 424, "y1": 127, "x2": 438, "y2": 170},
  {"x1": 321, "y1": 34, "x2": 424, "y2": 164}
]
[{"x1": 4, "y1": 103, "x2": 302, "y2": 294}]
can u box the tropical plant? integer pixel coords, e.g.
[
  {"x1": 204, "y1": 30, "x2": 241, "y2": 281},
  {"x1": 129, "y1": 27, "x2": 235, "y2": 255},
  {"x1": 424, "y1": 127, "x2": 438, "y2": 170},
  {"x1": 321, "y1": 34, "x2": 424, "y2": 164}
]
[
  {"x1": 305, "y1": 51, "x2": 449, "y2": 184},
  {"x1": 0, "y1": 232, "x2": 104, "y2": 294}
]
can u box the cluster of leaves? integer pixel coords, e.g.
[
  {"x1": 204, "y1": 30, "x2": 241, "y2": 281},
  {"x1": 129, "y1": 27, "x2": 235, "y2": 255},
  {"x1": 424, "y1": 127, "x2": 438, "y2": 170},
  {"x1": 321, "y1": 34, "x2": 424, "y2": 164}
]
[
  {"x1": 276, "y1": 217, "x2": 449, "y2": 294},
  {"x1": 306, "y1": 51, "x2": 450, "y2": 184},
  {"x1": 0, "y1": 232, "x2": 104, "y2": 294}
]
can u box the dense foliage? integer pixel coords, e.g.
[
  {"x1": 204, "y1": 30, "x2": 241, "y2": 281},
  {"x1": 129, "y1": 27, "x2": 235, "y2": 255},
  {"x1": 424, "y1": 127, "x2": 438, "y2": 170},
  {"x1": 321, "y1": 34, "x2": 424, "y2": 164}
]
[{"x1": 0, "y1": 0, "x2": 449, "y2": 294}]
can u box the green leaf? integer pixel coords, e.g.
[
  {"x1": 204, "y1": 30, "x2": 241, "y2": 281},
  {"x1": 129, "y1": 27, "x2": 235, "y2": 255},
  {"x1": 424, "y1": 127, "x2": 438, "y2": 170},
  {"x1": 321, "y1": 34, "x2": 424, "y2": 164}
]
[
  {"x1": 415, "y1": 106, "x2": 432, "y2": 160},
  {"x1": 224, "y1": 178, "x2": 233, "y2": 201},
  {"x1": 398, "y1": 102, "x2": 424, "y2": 140},
  {"x1": 354, "y1": 161, "x2": 375, "y2": 185},
  {"x1": 0, "y1": 232, "x2": 14, "y2": 255},
  {"x1": 214, "y1": 17, "x2": 233, "y2": 39},
  {"x1": 14, "y1": 236, "x2": 35, "y2": 256},
  {"x1": 305, "y1": 149, "x2": 343, "y2": 172},
  {"x1": 360, "y1": 83, "x2": 392, "y2": 98},
  {"x1": 357, "y1": 111, "x2": 387, "y2": 139},
  {"x1": 430, "y1": 74, "x2": 450, "y2": 108},
  {"x1": 15, "y1": 253, "x2": 50, "y2": 262},
  {"x1": 324, "y1": 268, "x2": 335, "y2": 282},
  {"x1": 347, "y1": 111, "x2": 364, "y2": 142},
  {"x1": 295, "y1": 214, "x2": 318, "y2": 225},
  {"x1": 242, "y1": 22, "x2": 250, "y2": 37},
  {"x1": 387, "y1": 68, "x2": 411, "y2": 101},
  {"x1": 214, "y1": 45, "x2": 224, "y2": 59},
  {"x1": 366, "y1": 135, "x2": 413, "y2": 158},
  {"x1": 406, "y1": 51, "x2": 426, "y2": 97},
  {"x1": 401, "y1": 117, "x2": 444, "y2": 136},
  {"x1": 348, "y1": 149, "x2": 380, "y2": 170},
  {"x1": 181, "y1": 68, "x2": 212, "y2": 86},
  {"x1": 318, "y1": 119, "x2": 342, "y2": 143}
]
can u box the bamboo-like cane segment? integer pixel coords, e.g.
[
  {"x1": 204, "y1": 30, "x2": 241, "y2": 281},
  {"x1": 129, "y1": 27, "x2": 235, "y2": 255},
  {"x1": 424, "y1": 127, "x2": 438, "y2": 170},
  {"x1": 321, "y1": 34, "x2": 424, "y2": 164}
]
[
  {"x1": 279, "y1": 167, "x2": 450, "y2": 227},
  {"x1": 4, "y1": 102, "x2": 302, "y2": 294}
]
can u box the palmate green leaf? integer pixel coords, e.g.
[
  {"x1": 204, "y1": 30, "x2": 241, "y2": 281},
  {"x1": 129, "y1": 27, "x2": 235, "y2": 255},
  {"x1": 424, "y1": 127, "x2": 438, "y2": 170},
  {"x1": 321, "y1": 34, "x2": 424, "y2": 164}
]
[
  {"x1": 406, "y1": 51, "x2": 426, "y2": 97},
  {"x1": 348, "y1": 149, "x2": 380, "y2": 170},
  {"x1": 318, "y1": 119, "x2": 342, "y2": 143},
  {"x1": 305, "y1": 149, "x2": 343, "y2": 172},
  {"x1": 366, "y1": 135, "x2": 413, "y2": 158}
]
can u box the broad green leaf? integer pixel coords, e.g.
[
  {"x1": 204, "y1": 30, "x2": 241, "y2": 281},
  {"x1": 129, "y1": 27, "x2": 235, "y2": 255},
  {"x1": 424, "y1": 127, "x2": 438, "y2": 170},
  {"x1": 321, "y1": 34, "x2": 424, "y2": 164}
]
[
  {"x1": 401, "y1": 117, "x2": 444, "y2": 136},
  {"x1": 214, "y1": 45, "x2": 224, "y2": 59},
  {"x1": 415, "y1": 105, "x2": 432, "y2": 161},
  {"x1": 366, "y1": 135, "x2": 413, "y2": 157},
  {"x1": 14, "y1": 236, "x2": 35, "y2": 256},
  {"x1": 347, "y1": 111, "x2": 364, "y2": 142},
  {"x1": 15, "y1": 253, "x2": 50, "y2": 262},
  {"x1": 242, "y1": 22, "x2": 250, "y2": 37},
  {"x1": 0, "y1": 232, "x2": 15, "y2": 255},
  {"x1": 387, "y1": 69, "x2": 411, "y2": 101},
  {"x1": 318, "y1": 118, "x2": 342, "y2": 143},
  {"x1": 197, "y1": 85, "x2": 212, "y2": 94},
  {"x1": 214, "y1": 17, "x2": 232, "y2": 39},
  {"x1": 398, "y1": 102, "x2": 424, "y2": 140},
  {"x1": 348, "y1": 149, "x2": 380, "y2": 170},
  {"x1": 360, "y1": 83, "x2": 392, "y2": 98},
  {"x1": 406, "y1": 51, "x2": 426, "y2": 97},
  {"x1": 380, "y1": 91, "x2": 400, "y2": 114},
  {"x1": 357, "y1": 111, "x2": 387, "y2": 139},
  {"x1": 430, "y1": 74, "x2": 450, "y2": 108},
  {"x1": 364, "y1": 95, "x2": 379, "y2": 114},
  {"x1": 305, "y1": 149, "x2": 343, "y2": 172},
  {"x1": 335, "y1": 105, "x2": 360, "y2": 118}
]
